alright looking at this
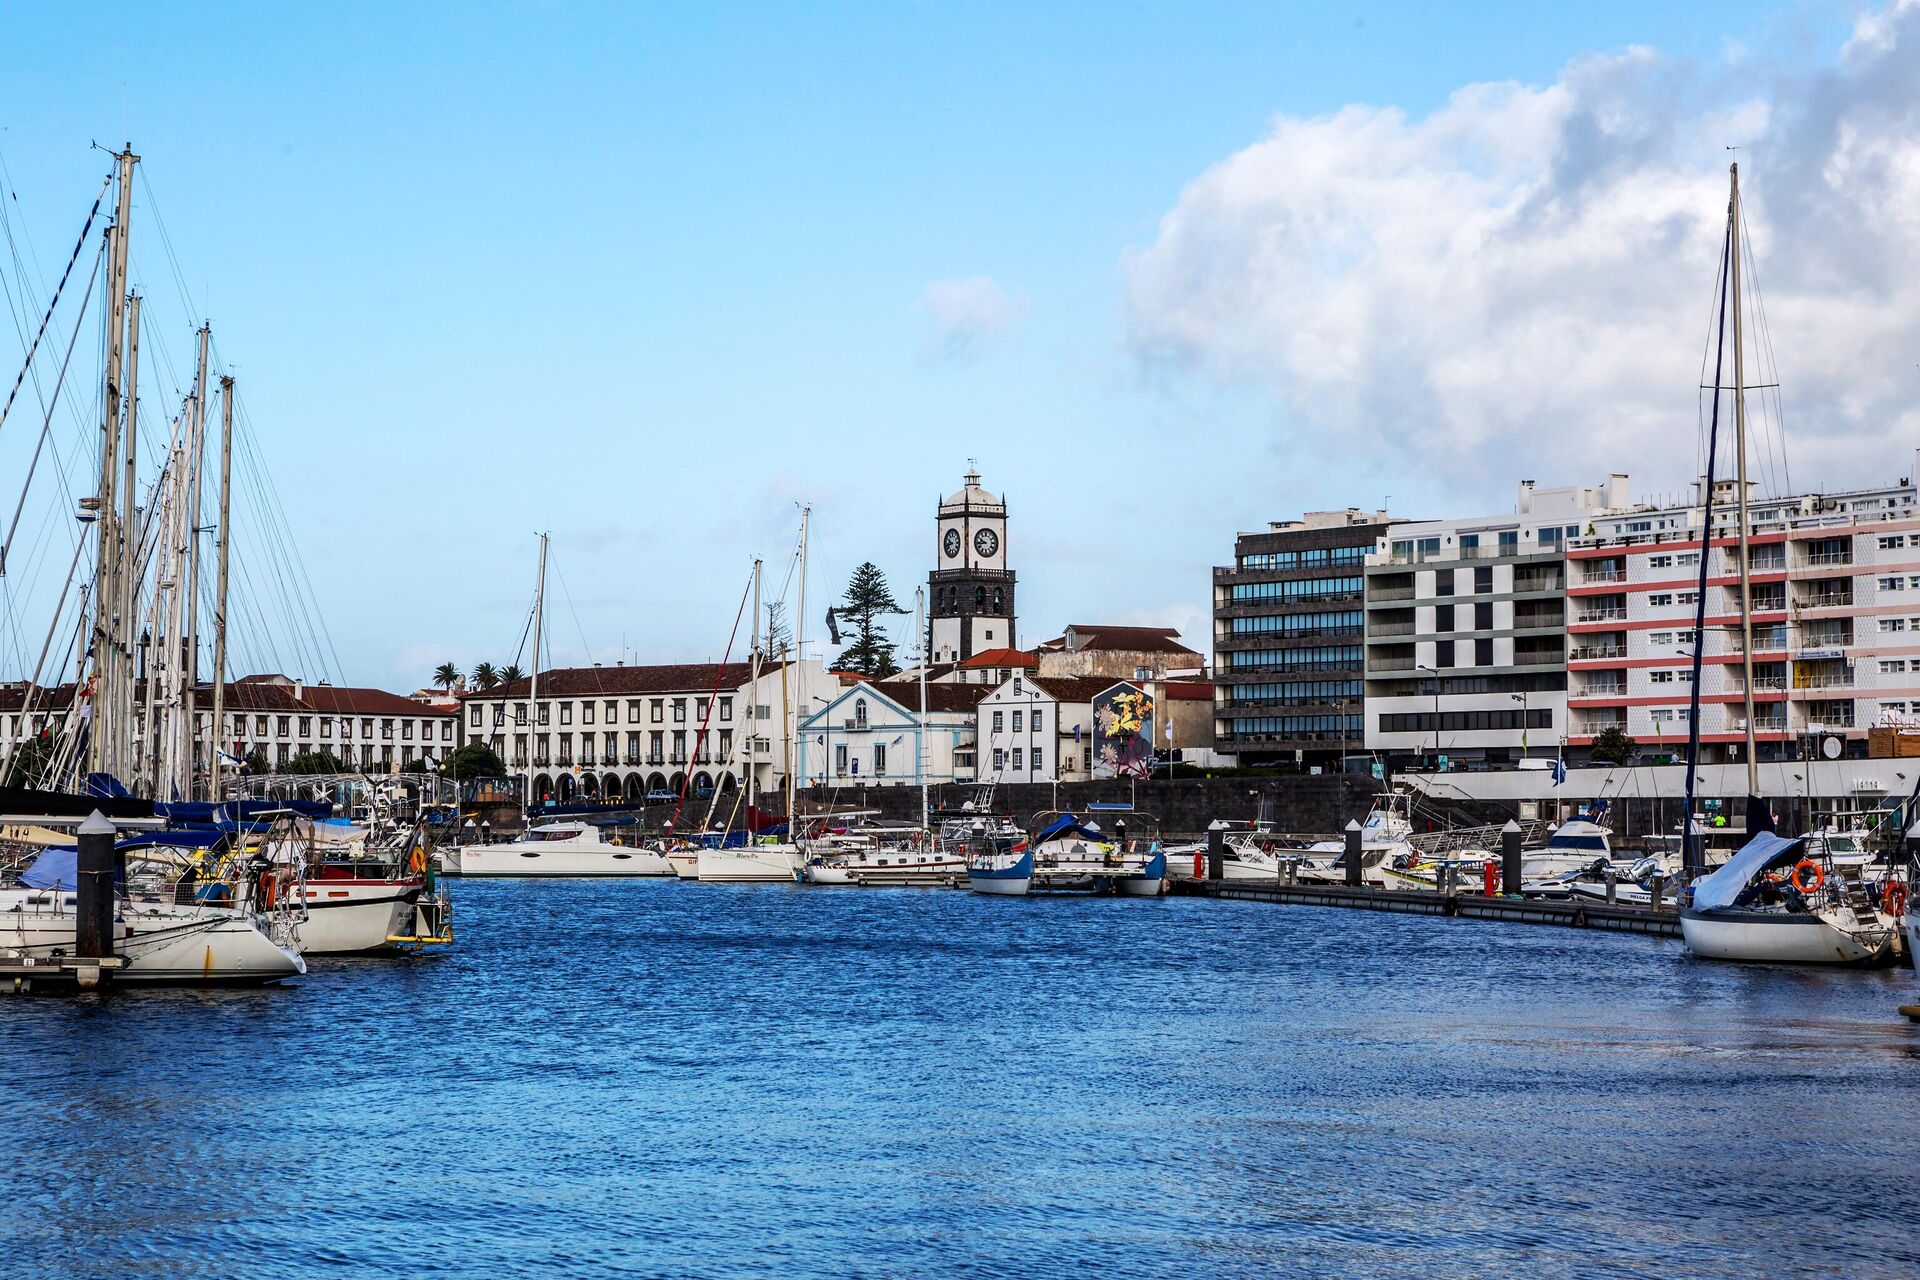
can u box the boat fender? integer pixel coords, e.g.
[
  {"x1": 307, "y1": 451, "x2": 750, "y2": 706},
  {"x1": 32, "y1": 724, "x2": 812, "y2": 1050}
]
[
  {"x1": 610, "y1": 837, "x2": 623, "y2": 847},
  {"x1": 1884, "y1": 881, "x2": 1908, "y2": 917},
  {"x1": 1790, "y1": 860, "x2": 1824, "y2": 895},
  {"x1": 408, "y1": 847, "x2": 427, "y2": 875},
  {"x1": 1482, "y1": 859, "x2": 1500, "y2": 897},
  {"x1": 1193, "y1": 849, "x2": 1205, "y2": 880}
]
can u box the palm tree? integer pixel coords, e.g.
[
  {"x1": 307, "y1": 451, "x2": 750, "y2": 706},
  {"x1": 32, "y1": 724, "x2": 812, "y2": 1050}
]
[
  {"x1": 500, "y1": 663, "x2": 527, "y2": 684},
  {"x1": 471, "y1": 662, "x2": 500, "y2": 691},
  {"x1": 433, "y1": 661, "x2": 460, "y2": 693}
]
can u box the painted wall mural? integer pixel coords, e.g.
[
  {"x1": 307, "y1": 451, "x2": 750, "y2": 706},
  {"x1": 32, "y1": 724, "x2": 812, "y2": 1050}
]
[{"x1": 1092, "y1": 683, "x2": 1154, "y2": 779}]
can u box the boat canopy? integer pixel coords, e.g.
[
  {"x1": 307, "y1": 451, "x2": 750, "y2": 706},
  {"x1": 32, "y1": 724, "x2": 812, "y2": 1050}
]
[
  {"x1": 1689, "y1": 832, "x2": 1810, "y2": 912},
  {"x1": 1033, "y1": 814, "x2": 1108, "y2": 845},
  {"x1": 17, "y1": 847, "x2": 76, "y2": 890}
]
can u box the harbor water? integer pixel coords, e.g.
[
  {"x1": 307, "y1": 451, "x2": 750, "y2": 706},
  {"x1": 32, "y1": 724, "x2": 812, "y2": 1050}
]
[{"x1": 5, "y1": 881, "x2": 1920, "y2": 1278}]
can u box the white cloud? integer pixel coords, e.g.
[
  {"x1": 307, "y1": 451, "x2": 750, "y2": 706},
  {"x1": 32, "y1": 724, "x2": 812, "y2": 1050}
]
[
  {"x1": 1124, "y1": 4, "x2": 1920, "y2": 500},
  {"x1": 919, "y1": 275, "x2": 1020, "y2": 361}
]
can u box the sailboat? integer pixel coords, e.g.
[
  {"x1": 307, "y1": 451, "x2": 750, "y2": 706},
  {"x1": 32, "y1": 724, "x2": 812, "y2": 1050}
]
[{"x1": 1675, "y1": 165, "x2": 1896, "y2": 964}]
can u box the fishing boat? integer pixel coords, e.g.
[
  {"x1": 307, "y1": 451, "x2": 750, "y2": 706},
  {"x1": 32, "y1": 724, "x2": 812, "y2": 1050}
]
[
  {"x1": 1680, "y1": 833, "x2": 1895, "y2": 965},
  {"x1": 444, "y1": 819, "x2": 671, "y2": 877}
]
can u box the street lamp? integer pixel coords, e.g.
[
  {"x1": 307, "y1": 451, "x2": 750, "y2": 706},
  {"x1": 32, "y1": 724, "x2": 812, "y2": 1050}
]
[
  {"x1": 1417, "y1": 664, "x2": 1440, "y2": 770},
  {"x1": 1510, "y1": 691, "x2": 1528, "y2": 763}
]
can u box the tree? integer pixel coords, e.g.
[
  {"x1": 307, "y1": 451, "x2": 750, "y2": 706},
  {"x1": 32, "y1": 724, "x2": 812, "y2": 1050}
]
[
  {"x1": 764, "y1": 600, "x2": 792, "y2": 657},
  {"x1": 433, "y1": 661, "x2": 461, "y2": 693},
  {"x1": 1, "y1": 730, "x2": 59, "y2": 787},
  {"x1": 1589, "y1": 726, "x2": 1636, "y2": 766},
  {"x1": 471, "y1": 662, "x2": 501, "y2": 691},
  {"x1": 835, "y1": 562, "x2": 905, "y2": 678},
  {"x1": 280, "y1": 750, "x2": 350, "y2": 775},
  {"x1": 239, "y1": 749, "x2": 269, "y2": 777},
  {"x1": 500, "y1": 663, "x2": 526, "y2": 683},
  {"x1": 443, "y1": 741, "x2": 506, "y2": 779}
]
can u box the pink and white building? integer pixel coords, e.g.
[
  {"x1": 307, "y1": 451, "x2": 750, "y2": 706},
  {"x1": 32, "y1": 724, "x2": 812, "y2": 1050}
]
[{"x1": 1566, "y1": 460, "x2": 1920, "y2": 762}]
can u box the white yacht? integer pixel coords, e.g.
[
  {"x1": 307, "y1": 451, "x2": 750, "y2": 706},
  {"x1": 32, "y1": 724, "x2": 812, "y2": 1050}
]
[
  {"x1": 696, "y1": 842, "x2": 807, "y2": 883},
  {"x1": 1522, "y1": 819, "x2": 1615, "y2": 878},
  {"x1": 442, "y1": 821, "x2": 672, "y2": 877},
  {"x1": 803, "y1": 840, "x2": 967, "y2": 887},
  {"x1": 1681, "y1": 833, "x2": 1896, "y2": 966}
]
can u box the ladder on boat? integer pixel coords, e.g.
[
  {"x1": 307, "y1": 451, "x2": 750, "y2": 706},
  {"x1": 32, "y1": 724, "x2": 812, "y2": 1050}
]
[{"x1": 1835, "y1": 875, "x2": 1885, "y2": 929}]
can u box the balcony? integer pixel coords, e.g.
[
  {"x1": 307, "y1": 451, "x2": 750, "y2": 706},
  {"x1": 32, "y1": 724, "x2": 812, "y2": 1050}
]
[
  {"x1": 1371, "y1": 585, "x2": 1415, "y2": 602},
  {"x1": 1576, "y1": 680, "x2": 1625, "y2": 697},
  {"x1": 1792, "y1": 673, "x2": 1855, "y2": 690},
  {"x1": 1578, "y1": 714, "x2": 1627, "y2": 733},
  {"x1": 1804, "y1": 549, "x2": 1852, "y2": 566},
  {"x1": 1514, "y1": 650, "x2": 1567, "y2": 666},
  {"x1": 1369, "y1": 620, "x2": 1417, "y2": 637},
  {"x1": 1513, "y1": 611, "x2": 1566, "y2": 630},
  {"x1": 1573, "y1": 607, "x2": 1625, "y2": 624},
  {"x1": 1799, "y1": 590, "x2": 1853, "y2": 609},
  {"x1": 1567, "y1": 645, "x2": 1624, "y2": 662},
  {"x1": 1580, "y1": 566, "x2": 1625, "y2": 585},
  {"x1": 1372, "y1": 656, "x2": 1416, "y2": 672},
  {"x1": 1513, "y1": 572, "x2": 1564, "y2": 594}
]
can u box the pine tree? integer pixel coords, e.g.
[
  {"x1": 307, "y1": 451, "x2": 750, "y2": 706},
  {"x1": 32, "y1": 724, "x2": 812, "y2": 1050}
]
[
  {"x1": 836, "y1": 562, "x2": 905, "y2": 677},
  {"x1": 764, "y1": 600, "x2": 792, "y2": 658}
]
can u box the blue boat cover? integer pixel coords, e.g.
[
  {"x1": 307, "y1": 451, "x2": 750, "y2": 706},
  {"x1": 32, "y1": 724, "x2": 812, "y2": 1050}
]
[
  {"x1": 84, "y1": 772, "x2": 134, "y2": 799},
  {"x1": 1033, "y1": 814, "x2": 1107, "y2": 844},
  {"x1": 19, "y1": 847, "x2": 77, "y2": 890},
  {"x1": 1689, "y1": 832, "x2": 1809, "y2": 912}
]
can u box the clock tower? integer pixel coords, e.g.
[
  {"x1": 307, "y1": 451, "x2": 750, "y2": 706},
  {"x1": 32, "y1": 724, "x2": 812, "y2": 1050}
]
[{"x1": 929, "y1": 466, "x2": 1015, "y2": 664}]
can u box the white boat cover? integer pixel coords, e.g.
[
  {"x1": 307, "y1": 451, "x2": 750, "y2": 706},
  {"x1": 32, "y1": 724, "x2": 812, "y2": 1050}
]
[{"x1": 1689, "y1": 832, "x2": 1808, "y2": 912}]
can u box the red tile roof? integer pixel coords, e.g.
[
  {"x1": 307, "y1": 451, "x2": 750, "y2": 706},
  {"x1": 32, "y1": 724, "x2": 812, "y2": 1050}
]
[
  {"x1": 1059, "y1": 624, "x2": 1199, "y2": 655},
  {"x1": 1025, "y1": 675, "x2": 1115, "y2": 703},
  {"x1": 959, "y1": 647, "x2": 1038, "y2": 669},
  {"x1": 459, "y1": 661, "x2": 782, "y2": 700},
  {"x1": 301, "y1": 685, "x2": 455, "y2": 717},
  {"x1": 856, "y1": 682, "x2": 992, "y2": 714}
]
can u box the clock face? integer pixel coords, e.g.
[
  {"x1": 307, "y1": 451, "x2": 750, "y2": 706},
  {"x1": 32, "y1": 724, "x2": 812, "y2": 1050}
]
[
  {"x1": 974, "y1": 528, "x2": 999, "y2": 558},
  {"x1": 943, "y1": 529, "x2": 962, "y2": 558}
]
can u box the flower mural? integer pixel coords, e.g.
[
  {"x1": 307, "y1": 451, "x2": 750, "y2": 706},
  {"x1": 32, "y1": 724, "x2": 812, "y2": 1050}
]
[{"x1": 1092, "y1": 684, "x2": 1154, "y2": 779}]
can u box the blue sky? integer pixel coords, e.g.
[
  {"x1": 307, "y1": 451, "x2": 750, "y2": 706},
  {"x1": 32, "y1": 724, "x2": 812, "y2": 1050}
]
[{"x1": 0, "y1": 1, "x2": 1883, "y2": 691}]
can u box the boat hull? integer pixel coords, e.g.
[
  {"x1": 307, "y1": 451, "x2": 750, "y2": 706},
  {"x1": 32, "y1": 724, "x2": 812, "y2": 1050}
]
[
  {"x1": 294, "y1": 880, "x2": 421, "y2": 954},
  {"x1": 1113, "y1": 851, "x2": 1167, "y2": 897},
  {"x1": 1680, "y1": 907, "x2": 1896, "y2": 966},
  {"x1": 445, "y1": 841, "x2": 672, "y2": 877},
  {"x1": 968, "y1": 851, "x2": 1033, "y2": 896},
  {"x1": 697, "y1": 847, "x2": 805, "y2": 883},
  {"x1": 1, "y1": 890, "x2": 304, "y2": 983}
]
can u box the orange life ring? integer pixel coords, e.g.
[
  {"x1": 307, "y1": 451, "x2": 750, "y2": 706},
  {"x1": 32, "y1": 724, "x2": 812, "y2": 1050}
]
[
  {"x1": 1884, "y1": 881, "x2": 1909, "y2": 917},
  {"x1": 408, "y1": 847, "x2": 426, "y2": 875},
  {"x1": 1790, "y1": 859, "x2": 1824, "y2": 894}
]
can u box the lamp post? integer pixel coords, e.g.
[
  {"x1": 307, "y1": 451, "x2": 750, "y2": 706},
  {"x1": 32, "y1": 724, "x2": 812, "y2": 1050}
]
[
  {"x1": 1417, "y1": 664, "x2": 1440, "y2": 770},
  {"x1": 1510, "y1": 690, "x2": 1528, "y2": 764}
]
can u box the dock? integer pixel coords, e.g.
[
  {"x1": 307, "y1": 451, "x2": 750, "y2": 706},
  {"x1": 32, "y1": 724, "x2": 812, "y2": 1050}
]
[
  {"x1": 2, "y1": 955, "x2": 129, "y2": 993},
  {"x1": 1172, "y1": 878, "x2": 1682, "y2": 938}
]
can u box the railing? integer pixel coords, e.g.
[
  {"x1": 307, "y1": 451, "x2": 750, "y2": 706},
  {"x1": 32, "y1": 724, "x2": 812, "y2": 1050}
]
[
  {"x1": 1801, "y1": 592, "x2": 1853, "y2": 608},
  {"x1": 1574, "y1": 607, "x2": 1626, "y2": 623},
  {"x1": 1514, "y1": 651, "x2": 1566, "y2": 666},
  {"x1": 1371, "y1": 585, "x2": 1415, "y2": 601},
  {"x1": 1575, "y1": 682, "x2": 1625, "y2": 697},
  {"x1": 1804, "y1": 550, "x2": 1853, "y2": 566},
  {"x1": 1797, "y1": 633, "x2": 1852, "y2": 650},
  {"x1": 1577, "y1": 716, "x2": 1627, "y2": 733},
  {"x1": 1372, "y1": 656, "x2": 1416, "y2": 671},
  {"x1": 1580, "y1": 568, "x2": 1625, "y2": 584},
  {"x1": 1369, "y1": 620, "x2": 1416, "y2": 636},
  {"x1": 1513, "y1": 612, "x2": 1566, "y2": 629},
  {"x1": 1792, "y1": 674, "x2": 1855, "y2": 689},
  {"x1": 1567, "y1": 645, "x2": 1624, "y2": 661},
  {"x1": 1513, "y1": 575, "x2": 1564, "y2": 594},
  {"x1": 1734, "y1": 676, "x2": 1788, "y2": 691}
]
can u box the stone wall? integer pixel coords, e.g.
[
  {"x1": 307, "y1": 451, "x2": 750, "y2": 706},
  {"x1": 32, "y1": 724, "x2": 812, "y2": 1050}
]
[{"x1": 797, "y1": 773, "x2": 1378, "y2": 839}]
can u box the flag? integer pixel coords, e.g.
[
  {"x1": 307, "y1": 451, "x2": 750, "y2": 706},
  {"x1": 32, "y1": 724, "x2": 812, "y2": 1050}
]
[
  {"x1": 824, "y1": 608, "x2": 842, "y2": 644},
  {"x1": 890, "y1": 734, "x2": 904, "y2": 746},
  {"x1": 1551, "y1": 757, "x2": 1566, "y2": 787}
]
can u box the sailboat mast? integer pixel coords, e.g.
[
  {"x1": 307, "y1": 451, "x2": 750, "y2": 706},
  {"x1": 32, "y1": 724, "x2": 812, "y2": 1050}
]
[
  {"x1": 119, "y1": 291, "x2": 142, "y2": 784},
  {"x1": 1729, "y1": 164, "x2": 1759, "y2": 795},
  {"x1": 791, "y1": 505, "x2": 809, "y2": 839},
  {"x1": 210, "y1": 376, "x2": 234, "y2": 802},
  {"x1": 87, "y1": 146, "x2": 135, "y2": 779},
  {"x1": 182, "y1": 324, "x2": 210, "y2": 796},
  {"x1": 528, "y1": 532, "x2": 547, "y2": 806},
  {"x1": 747, "y1": 558, "x2": 761, "y2": 817},
  {"x1": 917, "y1": 585, "x2": 929, "y2": 835}
]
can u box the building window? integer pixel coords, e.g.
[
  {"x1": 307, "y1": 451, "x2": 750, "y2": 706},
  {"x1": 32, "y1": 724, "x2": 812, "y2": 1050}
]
[
  {"x1": 873, "y1": 744, "x2": 887, "y2": 776},
  {"x1": 277, "y1": 716, "x2": 291, "y2": 737},
  {"x1": 835, "y1": 743, "x2": 848, "y2": 775},
  {"x1": 720, "y1": 697, "x2": 732, "y2": 722},
  {"x1": 514, "y1": 703, "x2": 528, "y2": 726},
  {"x1": 672, "y1": 730, "x2": 686, "y2": 762},
  {"x1": 1474, "y1": 602, "x2": 1492, "y2": 631},
  {"x1": 673, "y1": 699, "x2": 686, "y2": 723},
  {"x1": 992, "y1": 710, "x2": 1003, "y2": 732},
  {"x1": 561, "y1": 703, "x2": 574, "y2": 726},
  {"x1": 342, "y1": 719, "x2": 354, "y2": 739},
  {"x1": 382, "y1": 719, "x2": 395, "y2": 739},
  {"x1": 255, "y1": 716, "x2": 268, "y2": 736},
  {"x1": 1012, "y1": 710, "x2": 1023, "y2": 732},
  {"x1": 1883, "y1": 660, "x2": 1908, "y2": 675},
  {"x1": 402, "y1": 721, "x2": 414, "y2": 741},
  {"x1": 1435, "y1": 639, "x2": 1455, "y2": 667},
  {"x1": 854, "y1": 699, "x2": 867, "y2": 729},
  {"x1": 493, "y1": 705, "x2": 505, "y2": 726},
  {"x1": 1474, "y1": 566, "x2": 1493, "y2": 593},
  {"x1": 441, "y1": 721, "x2": 452, "y2": 740},
  {"x1": 469, "y1": 705, "x2": 481, "y2": 728},
  {"x1": 650, "y1": 731, "x2": 664, "y2": 763},
  {"x1": 1033, "y1": 710, "x2": 1044, "y2": 733},
  {"x1": 1435, "y1": 604, "x2": 1455, "y2": 632},
  {"x1": 652, "y1": 699, "x2": 664, "y2": 723},
  {"x1": 992, "y1": 748, "x2": 1005, "y2": 770},
  {"x1": 1475, "y1": 638, "x2": 1493, "y2": 666},
  {"x1": 1012, "y1": 747, "x2": 1023, "y2": 770},
  {"x1": 298, "y1": 716, "x2": 312, "y2": 737},
  {"x1": 628, "y1": 700, "x2": 642, "y2": 723},
  {"x1": 1032, "y1": 746, "x2": 1043, "y2": 772}
]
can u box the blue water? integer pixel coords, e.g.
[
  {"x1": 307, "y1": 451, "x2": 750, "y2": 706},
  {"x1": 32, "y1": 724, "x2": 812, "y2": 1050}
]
[{"x1": 6, "y1": 882, "x2": 1920, "y2": 1278}]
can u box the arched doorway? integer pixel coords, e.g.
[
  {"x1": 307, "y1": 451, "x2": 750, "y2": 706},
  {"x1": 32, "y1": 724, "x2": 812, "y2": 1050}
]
[
  {"x1": 646, "y1": 772, "x2": 668, "y2": 794},
  {"x1": 557, "y1": 773, "x2": 576, "y2": 801},
  {"x1": 603, "y1": 772, "x2": 620, "y2": 800},
  {"x1": 719, "y1": 772, "x2": 739, "y2": 793},
  {"x1": 693, "y1": 771, "x2": 713, "y2": 794},
  {"x1": 624, "y1": 773, "x2": 646, "y2": 802},
  {"x1": 669, "y1": 771, "x2": 686, "y2": 794},
  {"x1": 581, "y1": 773, "x2": 600, "y2": 799},
  {"x1": 533, "y1": 774, "x2": 554, "y2": 803}
]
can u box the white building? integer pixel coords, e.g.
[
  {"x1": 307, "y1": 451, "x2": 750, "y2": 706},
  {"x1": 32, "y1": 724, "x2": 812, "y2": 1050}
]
[
  {"x1": 974, "y1": 674, "x2": 1108, "y2": 783},
  {"x1": 797, "y1": 680, "x2": 989, "y2": 787},
  {"x1": 458, "y1": 658, "x2": 831, "y2": 804},
  {"x1": 1363, "y1": 476, "x2": 1632, "y2": 767}
]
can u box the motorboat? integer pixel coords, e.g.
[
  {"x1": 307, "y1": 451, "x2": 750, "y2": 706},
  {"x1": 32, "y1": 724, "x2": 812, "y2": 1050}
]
[
  {"x1": 1680, "y1": 832, "x2": 1896, "y2": 966},
  {"x1": 443, "y1": 820, "x2": 672, "y2": 877},
  {"x1": 1026, "y1": 812, "x2": 1166, "y2": 895},
  {"x1": 1522, "y1": 818, "x2": 1615, "y2": 879},
  {"x1": 803, "y1": 838, "x2": 967, "y2": 887}
]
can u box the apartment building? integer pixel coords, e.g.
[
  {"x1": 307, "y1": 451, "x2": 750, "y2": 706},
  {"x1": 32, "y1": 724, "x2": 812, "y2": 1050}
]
[
  {"x1": 1212, "y1": 508, "x2": 1393, "y2": 768},
  {"x1": 1363, "y1": 477, "x2": 1631, "y2": 768},
  {"x1": 1566, "y1": 462, "x2": 1920, "y2": 762}
]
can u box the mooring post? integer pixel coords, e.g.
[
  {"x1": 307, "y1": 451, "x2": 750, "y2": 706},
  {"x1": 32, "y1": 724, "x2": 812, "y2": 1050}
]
[
  {"x1": 75, "y1": 810, "x2": 117, "y2": 969},
  {"x1": 1501, "y1": 819, "x2": 1522, "y2": 899},
  {"x1": 1650, "y1": 873, "x2": 1666, "y2": 912},
  {"x1": 1343, "y1": 819, "x2": 1362, "y2": 887},
  {"x1": 1605, "y1": 871, "x2": 1618, "y2": 905},
  {"x1": 1206, "y1": 824, "x2": 1225, "y2": 881}
]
